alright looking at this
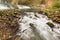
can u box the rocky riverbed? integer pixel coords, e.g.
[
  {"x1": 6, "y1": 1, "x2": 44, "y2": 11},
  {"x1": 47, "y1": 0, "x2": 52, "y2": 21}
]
[
  {"x1": 17, "y1": 12, "x2": 60, "y2": 40},
  {"x1": 46, "y1": 11, "x2": 60, "y2": 23},
  {"x1": 0, "y1": 5, "x2": 60, "y2": 40},
  {"x1": 0, "y1": 9, "x2": 21, "y2": 40}
]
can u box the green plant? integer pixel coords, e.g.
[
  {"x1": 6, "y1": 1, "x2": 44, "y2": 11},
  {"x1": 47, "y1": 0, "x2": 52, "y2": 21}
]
[
  {"x1": 53, "y1": 0, "x2": 60, "y2": 8},
  {"x1": 48, "y1": 0, "x2": 60, "y2": 11}
]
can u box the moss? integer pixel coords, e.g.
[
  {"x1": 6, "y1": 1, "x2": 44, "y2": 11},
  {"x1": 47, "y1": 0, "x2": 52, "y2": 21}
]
[
  {"x1": 53, "y1": 0, "x2": 60, "y2": 8},
  {"x1": 34, "y1": 13, "x2": 39, "y2": 18},
  {"x1": 0, "y1": 32, "x2": 2, "y2": 35},
  {"x1": 45, "y1": 10, "x2": 60, "y2": 23},
  {"x1": 48, "y1": 0, "x2": 60, "y2": 11},
  {"x1": 46, "y1": 22, "x2": 55, "y2": 28},
  {"x1": 49, "y1": 7, "x2": 60, "y2": 11}
]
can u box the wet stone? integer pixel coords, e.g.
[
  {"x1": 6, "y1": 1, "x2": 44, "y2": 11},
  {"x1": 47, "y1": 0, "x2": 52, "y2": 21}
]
[{"x1": 46, "y1": 22, "x2": 55, "y2": 28}]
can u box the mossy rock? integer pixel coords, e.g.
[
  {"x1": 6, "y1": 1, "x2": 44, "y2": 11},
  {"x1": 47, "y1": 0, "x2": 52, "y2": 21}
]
[
  {"x1": 46, "y1": 22, "x2": 55, "y2": 28},
  {"x1": 47, "y1": 11, "x2": 60, "y2": 23},
  {"x1": 42, "y1": 10, "x2": 60, "y2": 23}
]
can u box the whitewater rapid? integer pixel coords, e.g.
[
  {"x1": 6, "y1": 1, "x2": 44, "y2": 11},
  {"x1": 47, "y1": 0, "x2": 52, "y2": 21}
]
[
  {"x1": 17, "y1": 12, "x2": 60, "y2": 40},
  {"x1": 0, "y1": 1, "x2": 60, "y2": 39}
]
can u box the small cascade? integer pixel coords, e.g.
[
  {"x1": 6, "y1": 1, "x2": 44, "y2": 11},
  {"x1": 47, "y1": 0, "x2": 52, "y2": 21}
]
[
  {"x1": 17, "y1": 12, "x2": 60, "y2": 40},
  {"x1": 0, "y1": 0, "x2": 60, "y2": 39}
]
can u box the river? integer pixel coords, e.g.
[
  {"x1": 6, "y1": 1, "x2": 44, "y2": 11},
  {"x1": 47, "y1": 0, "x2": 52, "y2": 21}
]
[{"x1": 0, "y1": 0, "x2": 60, "y2": 40}]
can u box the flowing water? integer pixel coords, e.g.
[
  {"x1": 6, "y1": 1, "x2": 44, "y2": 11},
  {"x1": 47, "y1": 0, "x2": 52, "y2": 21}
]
[
  {"x1": 17, "y1": 12, "x2": 60, "y2": 40},
  {"x1": 0, "y1": 0, "x2": 60, "y2": 40}
]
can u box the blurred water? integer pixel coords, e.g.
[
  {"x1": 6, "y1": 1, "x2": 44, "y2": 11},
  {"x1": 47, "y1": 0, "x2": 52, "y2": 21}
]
[
  {"x1": 0, "y1": 0, "x2": 60, "y2": 40},
  {"x1": 17, "y1": 12, "x2": 60, "y2": 40}
]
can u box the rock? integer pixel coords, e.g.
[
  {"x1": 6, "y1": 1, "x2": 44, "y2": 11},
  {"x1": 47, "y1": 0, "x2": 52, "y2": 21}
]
[
  {"x1": 34, "y1": 13, "x2": 39, "y2": 18},
  {"x1": 46, "y1": 22, "x2": 55, "y2": 28},
  {"x1": 6, "y1": 35, "x2": 20, "y2": 40},
  {"x1": 0, "y1": 9, "x2": 21, "y2": 40},
  {"x1": 46, "y1": 11, "x2": 60, "y2": 23}
]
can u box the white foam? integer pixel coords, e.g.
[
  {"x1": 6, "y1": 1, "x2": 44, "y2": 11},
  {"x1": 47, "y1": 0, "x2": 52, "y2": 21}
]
[{"x1": 18, "y1": 12, "x2": 60, "y2": 40}]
